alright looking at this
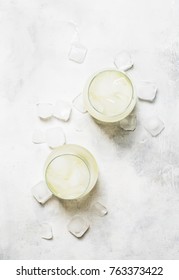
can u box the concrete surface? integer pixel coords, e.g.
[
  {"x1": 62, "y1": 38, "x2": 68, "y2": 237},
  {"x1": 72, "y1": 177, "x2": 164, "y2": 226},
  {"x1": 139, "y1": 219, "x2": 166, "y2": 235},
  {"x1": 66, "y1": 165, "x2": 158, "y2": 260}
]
[{"x1": 0, "y1": 0, "x2": 179, "y2": 259}]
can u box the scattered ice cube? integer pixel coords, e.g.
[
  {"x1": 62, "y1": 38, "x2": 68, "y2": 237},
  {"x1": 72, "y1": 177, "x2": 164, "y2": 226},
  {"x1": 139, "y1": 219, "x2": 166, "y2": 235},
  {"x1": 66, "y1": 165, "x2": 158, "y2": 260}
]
[
  {"x1": 144, "y1": 117, "x2": 165, "y2": 136},
  {"x1": 139, "y1": 131, "x2": 149, "y2": 144},
  {"x1": 114, "y1": 51, "x2": 133, "y2": 71},
  {"x1": 120, "y1": 114, "x2": 137, "y2": 131},
  {"x1": 67, "y1": 215, "x2": 89, "y2": 238},
  {"x1": 91, "y1": 202, "x2": 108, "y2": 217},
  {"x1": 40, "y1": 223, "x2": 53, "y2": 240},
  {"x1": 159, "y1": 165, "x2": 174, "y2": 187},
  {"x1": 68, "y1": 20, "x2": 80, "y2": 42},
  {"x1": 45, "y1": 127, "x2": 66, "y2": 148},
  {"x1": 32, "y1": 181, "x2": 52, "y2": 204},
  {"x1": 68, "y1": 43, "x2": 87, "y2": 64},
  {"x1": 32, "y1": 129, "x2": 46, "y2": 144},
  {"x1": 72, "y1": 93, "x2": 87, "y2": 113},
  {"x1": 36, "y1": 103, "x2": 53, "y2": 119},
  {"x1": 53, "y1": 100, "x2": 72, "y2": 121},
  {"x1": 137, "y1": 81, "x2": 157, "y2": 101},
  {"x1": 75, "y1": 118, "x2": 86, "y2": 132}
]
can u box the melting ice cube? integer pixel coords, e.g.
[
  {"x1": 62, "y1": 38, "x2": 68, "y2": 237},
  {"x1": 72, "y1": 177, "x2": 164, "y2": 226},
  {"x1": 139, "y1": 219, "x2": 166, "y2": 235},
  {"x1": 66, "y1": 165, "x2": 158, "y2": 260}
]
[
  {"x1": 91, "y1": 202, "x2": 108, "y2": 217},
  {"x1": 75, "y1": 119, "x2": 87, "y2": 132},
  {"x1": 40, "y1": 223, "x2": 53, "y2": 240},
  {"x1": 68, "y1": 43, "x2": 87, "y2": 64},
  {"x1": 114, "y1": 51, "x2": 133, "y2": 71},
  {"x1": 32, "y1": 181, "x2": 52, "y2": 204},
  {"x1": 36, "y1": 103, "x2": 53, "y2": 119},
  {"x1": 45, "y1": 127, "x2": 66, "y2": 148},
  {"x1": 53, "y1": 100, "x2": 72, "y2": 121},
  {"x1": 72, "y1": 93, "x2": 87, "y2": 113},
  {"x1": 159, "y1": 165, "x2": 174, "y2": 187},
  {"x1": 32, "y1": 129, "x2": 46, "y2": 144},
  {"x1": 144, "y1": 117, "x2": 165, "y2": 136},
  {"x1": 120, "y1": 114, "x2": 137, "y2": 131},
  {"x1": 139, "y1": 131, "x2": 149, "y2": 144},
  {"x1": 137, "y1": 81, "x2": 157, "y2": 102},
  {"x1": 67, "y1": 215, "x2": 89, "y2": 238}
]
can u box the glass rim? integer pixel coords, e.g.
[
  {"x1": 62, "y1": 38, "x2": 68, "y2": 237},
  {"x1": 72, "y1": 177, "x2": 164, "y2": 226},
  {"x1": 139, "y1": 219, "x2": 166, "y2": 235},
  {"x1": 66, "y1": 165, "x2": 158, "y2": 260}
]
[
  {"x1": 84, "y1": 68, "x2": 137, "y2": 122},
  {"x1": 45, "y1": 153, "x2": 91, "y2": 200}
]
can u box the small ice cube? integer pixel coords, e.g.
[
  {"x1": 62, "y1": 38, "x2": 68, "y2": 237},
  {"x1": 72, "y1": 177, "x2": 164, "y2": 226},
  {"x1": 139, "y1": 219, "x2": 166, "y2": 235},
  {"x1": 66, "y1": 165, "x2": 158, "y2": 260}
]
[
  {"x1": 53, "y1": 100, "x2": 72, "y2": 121},
  {"x1": 159, "y1": 165, "x2": 174, "y2": 187},
  {"x1": 45, "y1": 127, "x2": 66, "y2": 148},
  {"x1": 114, "y1": 51, "x2": 133, "y2": 71},
  {"x1": 67, "y1": 215, "x2": 89, "y2": 238},
  {"x1": 32, "y1": 181, "x2": 52, "y2": 204},
  {"x1": 120, "y1": 114, "x2": 137, "y2": 131},
  {"x1": 72, "y1": 93, "x2": 87, "y2": 113},
  {"x1": 75, "y1": 119, "x2": 86, "y2": 132},
  {"x1": 137, "y1": 81, "x2": 157, "y2": 102},
  {"x1": 36, "y1": 103, "x2": 53, "y2": 119},
  {"x1": 139, "y1": 131, "x2": 149, "y2": 144},
  {"x1": 144, "y1": 117, "x2": 165, "y2": 136},
  {"x1": 68, "y1": 43, "x2": 87, "y2": 64},
  {"x1": 32, "y1": 129, "x2": 46, "y2": 144},
  {"x1": 40, "y1": 223, "x2": 53, "y2": 240},
  {"x1": 91, "y1": 202, "x2": 108, "y2": 217}
]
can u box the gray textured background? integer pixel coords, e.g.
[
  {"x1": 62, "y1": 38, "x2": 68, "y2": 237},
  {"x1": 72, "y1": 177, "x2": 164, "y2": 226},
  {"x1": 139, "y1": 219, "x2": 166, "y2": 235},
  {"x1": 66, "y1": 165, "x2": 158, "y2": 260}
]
[{"x1": 0, "y1": 0, "x2": 179, "y2": 259}]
